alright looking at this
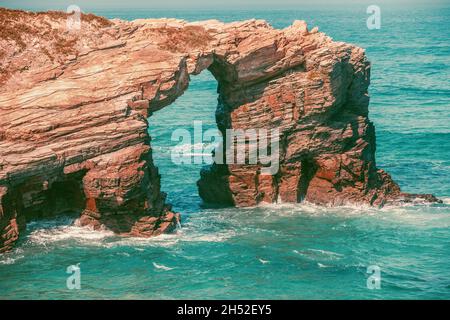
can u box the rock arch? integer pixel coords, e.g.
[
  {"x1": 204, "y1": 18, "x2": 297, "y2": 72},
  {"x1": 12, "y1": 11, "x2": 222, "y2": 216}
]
[{"x1": 0, "y1": 10, "x2": 439, "y2": 252}]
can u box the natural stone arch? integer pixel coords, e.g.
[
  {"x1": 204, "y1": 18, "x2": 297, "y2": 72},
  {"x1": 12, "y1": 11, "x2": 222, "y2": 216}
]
[{"x1": 0, "y1": 10, "x2": 439, "y2": 252}]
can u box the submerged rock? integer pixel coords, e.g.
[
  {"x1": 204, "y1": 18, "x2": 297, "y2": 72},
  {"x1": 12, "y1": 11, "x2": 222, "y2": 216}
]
[{"x1": 0, "y1": 9, "x2": 439, "y2": 252}]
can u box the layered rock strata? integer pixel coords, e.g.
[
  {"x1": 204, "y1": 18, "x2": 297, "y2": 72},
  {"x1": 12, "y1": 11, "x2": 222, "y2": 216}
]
[{"x1": 0, "y1": 9, "x2": 439, "y2": 252}]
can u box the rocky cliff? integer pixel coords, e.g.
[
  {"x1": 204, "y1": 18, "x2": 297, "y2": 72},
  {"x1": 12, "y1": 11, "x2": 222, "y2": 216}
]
[{"x1": 0, "y1": 8, "x2": 439, "y2": 252}]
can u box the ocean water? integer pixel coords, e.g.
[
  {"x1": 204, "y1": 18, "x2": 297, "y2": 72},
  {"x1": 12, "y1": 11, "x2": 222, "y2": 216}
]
[{"x1": 1, "y1": 5, "x2": 449, "y2": 299}]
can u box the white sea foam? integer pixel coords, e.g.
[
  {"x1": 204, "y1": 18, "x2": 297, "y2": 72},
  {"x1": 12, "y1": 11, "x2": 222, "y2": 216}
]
[
  {"x1": 24, "y1": 215, "x2": 237, "y2": 250},
  {"x1": 28, "y1": 223, "x2": 115, "y2": 246},
  {"x1": 14, "y1": 194, "x2": 450, "y2": 252},
  {"x1": 317, "y1": 263, "x2": 330, "y2": 268},
  {"x1": 103, "y1": 226, "x2": 236, "y2": 249},
  {"x1": 171, "y1": 142, "x2": 219, "y2": 157},
  {"x1": 180, "y1": 229, "x2": 236, "y2": 243},
  {"x1": 254, "y1": 198, "x2": 450, "y2": 229},
  {"x1": 308, "y1": 249, "x2": 343, "y2": 257},
  {"x1": 254, "y1": 201, "x2": 380, "y2": 221},
  {"x1": 117, "y1": 252, "x2": 131, "y2": 257},
  {"x1": 0, "y1": 248, "x2": 24, "y2": 265},
  {"x1": 101, "y1": 233, "x2": 180, "y2": 248},
  {"x1": 0, "y1": 256, "x2": 22, "y2": 265},
  {"x1": 153, "y1": 262, "x2": 173, "y2": 271},
  {"x1": 376, "y1": 203, "x2": 450, "y2": 228},
  {"x1": 293, "y1": 248, "x2": 343, "y2": 261}
]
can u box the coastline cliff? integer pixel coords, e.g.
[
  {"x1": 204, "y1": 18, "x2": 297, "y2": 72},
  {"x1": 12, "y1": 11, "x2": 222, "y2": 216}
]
[{"x1": 0, "y1": 8, "x2": 439, "y2": 252}]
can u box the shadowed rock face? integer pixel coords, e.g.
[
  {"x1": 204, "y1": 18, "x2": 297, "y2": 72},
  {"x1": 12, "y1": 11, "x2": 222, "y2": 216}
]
[{"x1": 0, "y1": 9, "x2": 439, "y2": 252}]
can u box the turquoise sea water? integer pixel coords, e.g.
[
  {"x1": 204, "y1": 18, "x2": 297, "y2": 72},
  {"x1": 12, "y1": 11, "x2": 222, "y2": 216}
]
[{"x1": 1, "y1": 5, "x2": 449, "y2": 299}]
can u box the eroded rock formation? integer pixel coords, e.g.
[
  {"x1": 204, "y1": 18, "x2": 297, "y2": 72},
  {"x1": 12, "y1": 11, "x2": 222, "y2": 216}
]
[{"x1": 0, "y1": 9, "x2": 439, "y2": 252}]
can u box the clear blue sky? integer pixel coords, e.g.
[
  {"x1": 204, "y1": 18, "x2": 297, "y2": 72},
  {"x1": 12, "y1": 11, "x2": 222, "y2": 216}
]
[{"x1": 0, "y1": 0, "x2": 446, "y2": 11}]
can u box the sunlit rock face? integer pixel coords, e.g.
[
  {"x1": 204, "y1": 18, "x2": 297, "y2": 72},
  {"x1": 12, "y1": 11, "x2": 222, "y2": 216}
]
[{"x1": 0, "y1": 9, "x2": 439, "y2": 252}]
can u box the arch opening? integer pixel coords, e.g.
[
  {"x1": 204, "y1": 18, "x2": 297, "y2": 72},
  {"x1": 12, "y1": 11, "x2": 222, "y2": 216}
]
[{"x1": 147, "y1": 68, "x2": 221, "y2": 212}]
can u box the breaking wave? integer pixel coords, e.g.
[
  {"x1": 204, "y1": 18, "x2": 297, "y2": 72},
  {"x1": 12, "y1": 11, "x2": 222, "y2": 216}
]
[
  {"x1": 152, "y1": 262, "x2": 174, "y2": 271},
  {"x1": 293, "y1": 248, "x2": 344, "y2": 261},
  {"x1": 22, "y1": 214, "x2": 237, "y2": 250},
  {"x1": 28, "y1": 221, "x2": 115, "y2": 247}
]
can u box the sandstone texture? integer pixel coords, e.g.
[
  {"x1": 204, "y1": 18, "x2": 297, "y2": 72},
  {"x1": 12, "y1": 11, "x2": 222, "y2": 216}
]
[{"x1": 0, "y1": 9, "x2": 439, "y2": 252}]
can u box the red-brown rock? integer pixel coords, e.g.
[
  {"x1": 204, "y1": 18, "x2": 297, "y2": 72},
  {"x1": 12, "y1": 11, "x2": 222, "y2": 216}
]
[{"x1": 0, "y1": 9, "x2": 440, "y2": 252}]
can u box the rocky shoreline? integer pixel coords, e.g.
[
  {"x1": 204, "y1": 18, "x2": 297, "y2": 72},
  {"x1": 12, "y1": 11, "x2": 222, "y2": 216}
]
[{"x1": 0, "y1": 8, "x2": 439, "y2": 252}]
